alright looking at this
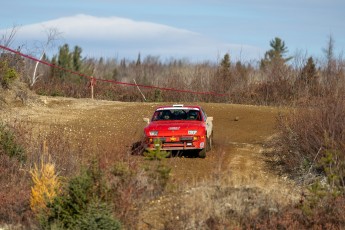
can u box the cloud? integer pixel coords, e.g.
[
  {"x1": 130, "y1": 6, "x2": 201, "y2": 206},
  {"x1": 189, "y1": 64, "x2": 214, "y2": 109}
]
[
  {"x1": 35, "y1": 15, "x2": 198, "y2": 40},
  {"x1": 2, "y1": 14, "x2": 262, "y2": 62}
]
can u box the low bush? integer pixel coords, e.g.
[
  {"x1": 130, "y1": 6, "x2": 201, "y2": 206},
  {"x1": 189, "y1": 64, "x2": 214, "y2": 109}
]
[
  {"x1": 0, "y1": 154, "x2": 33, "y2": 227},
  {"x1": 0, "y1": 60, "x2": 19, "y2": 89},
  {"x1": 0, "y1": 122, "x2": 26, "y2": 163},
  {"x1": 39, "y1": 160, "x2": 121, "y2": 229},
  {"x1": 275, "y1": 95, "x2": 345, "y2": 184},
  {"x1": 241, "y1": 194, "x2": 345, "y2": 229},
  {"x1": 143, "y1": 139, "x2": 170, "y2": 160},
  {"x1": 250, "y1": 92, "x2": 345, "y2": 229}
]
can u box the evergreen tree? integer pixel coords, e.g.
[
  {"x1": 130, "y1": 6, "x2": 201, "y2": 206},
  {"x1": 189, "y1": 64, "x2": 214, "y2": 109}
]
[
  {"x1": 50, "y1": 56, "x2": 58, "y2": 80},
  {"x1": 221, "y1": 53, "x2": 230, "y2": 71},
  {"x1": 300, "y1": 57, "x2": 317, "y2": 86},
  {"x1": 57, "y1": 44, "x2": 72, "y2": 79},
  {"x1": 112, "y1": 68, "x2": 118, "y2": 81},
  {"x1": 53, "y1": 44, "x2": 83, "y2": 82},
  {"x1": 72, "y1": 46, "x2": 82, "y2": 72},
  {"x1": 136, "y1": 53, "x2": 141, "y2": 66},
  {"x1": 120, "y1": 58, "x2": 126, "y2": 69},
  {"x1": 235, "y1": 61, "x2": 249, "y2": 84},
  {"x1": 216, "y1": 53, "x2": 232, "y2": 93},
  {"x1": 261, "y1": 37, "x2": 292, "y2": 68},
  {"x1": 323, "y1": 35, "x2": 335, "y2": 76}
]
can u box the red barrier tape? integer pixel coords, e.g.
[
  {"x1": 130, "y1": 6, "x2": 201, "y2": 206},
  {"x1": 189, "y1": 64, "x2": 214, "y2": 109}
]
[{"x1": 0, "y1": 45, "x2": 227, "y2": 97}]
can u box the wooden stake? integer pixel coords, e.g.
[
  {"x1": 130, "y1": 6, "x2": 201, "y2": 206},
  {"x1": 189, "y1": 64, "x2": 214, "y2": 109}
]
[
  {"x1": 91, "y1": 80, "x2": 94, "y2": 99},
  {"x1": 89, "y1": 76, "x2": 95, "y2": 99},
  {"x1": 133, "y1": 79, "x2": 146, "y2": 101}
]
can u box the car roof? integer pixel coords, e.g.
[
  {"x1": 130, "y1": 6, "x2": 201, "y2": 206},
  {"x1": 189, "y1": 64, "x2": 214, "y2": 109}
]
[{"x1": 155, "y1": 105, "x2": 201, "y2": 111}]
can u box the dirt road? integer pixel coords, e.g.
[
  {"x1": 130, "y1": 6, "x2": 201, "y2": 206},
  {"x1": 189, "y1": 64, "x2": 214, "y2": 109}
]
[{"x1": 2, "y1": 96, "x2": 299, "y2": 228}]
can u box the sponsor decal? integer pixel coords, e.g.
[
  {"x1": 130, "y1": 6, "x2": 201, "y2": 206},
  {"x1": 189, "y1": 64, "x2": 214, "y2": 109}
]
[
  {"x1": 200, "y1": 142, "x2": 205, "y2": 148},
  {"x1": 168, "y1": 127, "x2": 180, "y2": 130}
]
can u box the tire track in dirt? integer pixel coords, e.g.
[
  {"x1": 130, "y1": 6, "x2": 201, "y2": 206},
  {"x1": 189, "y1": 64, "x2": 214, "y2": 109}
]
[{"x1": 139, "y1": 103, "x2": 299, "y2": 228}]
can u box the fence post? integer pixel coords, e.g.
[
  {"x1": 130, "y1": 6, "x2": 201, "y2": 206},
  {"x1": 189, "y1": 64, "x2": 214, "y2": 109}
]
[
  {"x1": 91, "y1": 77, "x2": 94, "y2": 99},
  {"x1": 89, "y1": 76, "x2": 96, "y2": 99}
]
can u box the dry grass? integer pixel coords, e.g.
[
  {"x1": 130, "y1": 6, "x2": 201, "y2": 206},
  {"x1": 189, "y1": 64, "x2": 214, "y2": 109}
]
[{"x1": 275, "y1": 94, "x2": 345, "y2": 182}]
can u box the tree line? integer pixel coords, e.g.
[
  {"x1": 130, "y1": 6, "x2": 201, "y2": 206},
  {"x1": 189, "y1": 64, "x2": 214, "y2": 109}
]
[{"x1": 1, "y1": 33, "x2": 344, "y2": 105}]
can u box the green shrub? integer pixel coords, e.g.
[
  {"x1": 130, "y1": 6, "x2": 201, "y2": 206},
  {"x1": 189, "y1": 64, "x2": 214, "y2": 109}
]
[
  {"x1": 154, "y1": 164, "x2": 171, "y2": 189},
  {"x1": 0, "y1": 123, "x2": 26, "y2": 163},
  {"x1": 0, "y1": 60, "x2": 19, "y2": 89},
  {"x1": 112, "y1": 161, "x2": 132, "y2": 179},
  {"x1": 153, "y1": 89, "x2": 163, "y2": 102},
  {"x1": 318, "y1": 149, "x2": 345, "y2": 194},
  {"x1": 40, "y1": 162, "x2": 121, "y2": 229},
  {"x1": 36, "y1": 88, "x2": 48, "y2": 96},
  {"x1": 51, "y1": 90, "x2": 65, "y2": 97},
  {"x1": 143, "y1": 140, "x2": 172, "y2": 194},
  {"x1": 144, "y1": 139, "x2": 170, "y2": 160},
  {"x1": 75, "y1": 199, "x2": 121, "y2": 230}
]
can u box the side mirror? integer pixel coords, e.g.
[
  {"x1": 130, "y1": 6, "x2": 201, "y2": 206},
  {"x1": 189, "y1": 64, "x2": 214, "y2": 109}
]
[
  {"x1": 143, "y1": 118, "x2": 150, "y2": 124},
  {"x1": 206, "y1": 117, "x2": 213, "y2": 123}
]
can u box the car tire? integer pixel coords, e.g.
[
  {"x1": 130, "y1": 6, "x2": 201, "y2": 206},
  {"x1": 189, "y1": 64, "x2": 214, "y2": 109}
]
[
  {"x1": 198, "y1": 148, "x2": 206, "y2": 158},
  {"x1": 166, "y1": 150, "x2": 172, "y2": 158},
  {"x1": 206, "y1": 132, "x2": 213, "y2": 152}
]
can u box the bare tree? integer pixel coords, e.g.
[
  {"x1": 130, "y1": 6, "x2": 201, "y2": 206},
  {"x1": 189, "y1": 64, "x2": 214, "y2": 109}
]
[
  {"x1": 0, "y1": 25, "x2": 19, "y2": 49},
  {"x1": 322, "y1": 34, "x2": 336, "y2": 77},
  {"x1": 30, "y1": 27, "x2": 62, "y2": 87}
]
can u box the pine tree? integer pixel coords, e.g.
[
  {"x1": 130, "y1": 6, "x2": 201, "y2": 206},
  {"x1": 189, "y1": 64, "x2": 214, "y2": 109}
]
[
  {"x1": 261, "y1": 37, "x2": 292, "y2": 68},
  {"x1": 72, "y1": 46, "x2": 82, "y2": 72},
  {"x1": 50, "y1": 56, "x2": 58, "y2": 80},
  {"x1": 136, "y1": 53, "x2": 141, "y2": 66},
  {"x1": 57, "y1": 44, "x2": 72, "y2": 80},
  {"x1": 220, "y1": 53, "x2": 231, "y2": 71},
  {"x1": 300, "y1": 57, "x2": 317, "y2": 86},
  {"x1": 323, "y1": 35, "x2": 335, "y2": 76},
  {"x1": 216, "y1": 53, "x2": 232, "y2": 92}
]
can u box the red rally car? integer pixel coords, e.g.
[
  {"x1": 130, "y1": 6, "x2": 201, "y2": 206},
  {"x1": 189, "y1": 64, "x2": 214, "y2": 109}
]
[{"x1": 143, "y1": 104, "x2": 213, "y2": 158}]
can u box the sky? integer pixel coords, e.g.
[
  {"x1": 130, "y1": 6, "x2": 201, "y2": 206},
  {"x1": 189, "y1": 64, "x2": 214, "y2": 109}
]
[{"x1": 1, "y1": 0, "x2": 344, "y2": 63}]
